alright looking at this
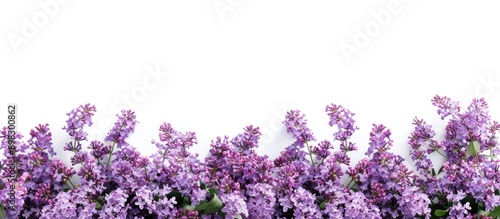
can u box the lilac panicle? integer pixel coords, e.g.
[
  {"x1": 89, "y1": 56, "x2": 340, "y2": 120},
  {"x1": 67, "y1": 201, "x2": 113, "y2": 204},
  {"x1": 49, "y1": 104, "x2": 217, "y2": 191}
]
[
  {"x1": 366, "y1": 124, "x2": 393, "y2": 157},
  {"x1": 312, "y1": 140, "x2": 332, "y2": 162},
  {"x1": 231, "y1": 125, "x2": 261, "y2": 152},
  {"x1": 88, "y1": 140, "x2": 110, "y2": 161},
  {"x1": 351, "y1": 124, "x2": 424, "y2": 218},
  {"x1": 283, "y1": 109, "x2": 316, "y2": 144},
  {"x1": 289, "y1": 187, "x2": 321, "y2": 218},
  {"x1": 220, "y1": 192, "x2": 249, "y2": 218},
  {"x1": 432, "y1": 95, "x2": 460, "y2": 119},
  {"x1": 246, "y1": 183, "x2": 276, "y2": 219},
  {"x1": 3, "y1": 97, "x2": 500, "y2": 218},
  {"x1": 28, "y1": 124, "x2": 55, "y2": 157},
  {"x1": 325, "y1": 103, "x2": 358, "y2": 141},
  {"x1": 62, "y1": 104, "x2": 96, "y2": 141},
  {"x1": 151, "y1": 122, "x2": 206, "y2": 205},
  {"x1": 205, "y1": 126, "x2": 275, "y2": 198},
  {"x1": 105, "y1": 109, "x2": 138, "y2": 147}
]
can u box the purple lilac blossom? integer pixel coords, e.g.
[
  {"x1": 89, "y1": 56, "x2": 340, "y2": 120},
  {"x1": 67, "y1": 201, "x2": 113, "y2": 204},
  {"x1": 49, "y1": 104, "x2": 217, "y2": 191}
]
[
  {"x1": 219, "y1": 192, "x2": 249, "y2": 218},
  {"x1": 283, "y1": 110, "x2": 316, "y2": 144},
  {"x1": 245, "y1": 183, "x2": 276, "y2": 219},
  {"x1": 2, "y1": 97, "x2": 499, "y2": 218},
  {"x1": 105, "y1": 109, "x2": 138, "y2": 148},
  {"x1": 325, "y1": 103, "x2": 358, "y2": 141}
]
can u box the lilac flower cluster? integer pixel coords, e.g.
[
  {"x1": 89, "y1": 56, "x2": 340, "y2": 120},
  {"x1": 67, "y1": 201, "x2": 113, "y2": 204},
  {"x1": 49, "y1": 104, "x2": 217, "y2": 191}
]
[
  {"x1": 410, "y1": 96, "x2": 500, "y2": 217},
  {"x1": 0, "y1": 95, "x2": 499, "y2": 218}
]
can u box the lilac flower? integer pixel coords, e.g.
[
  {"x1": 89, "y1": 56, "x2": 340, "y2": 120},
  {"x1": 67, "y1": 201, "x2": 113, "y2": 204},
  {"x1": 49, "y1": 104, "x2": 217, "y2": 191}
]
[
  {"x1": 100, "y1": 188, "x2": 129, "y2": 218},
  {"x1": 62, "y1": 104, "x2": 96, "y2": 141},
  {"x1": 325, "y1": 103, "x2": 357, "y2": 141},
  {"x1": 274, "y1": 144, "x2": 309, "y2": 167},
  {"x1": 105, "y1": 110, "x2": 138, "y2": 167},
  {"x1": 432, "y1": 95, "x2": 460, "y2": 119},
  {"x1": 231, "y1": 125, "x2": 261, "y2": 152},
  {"x1": 174, "y1": 208, "x2": 198, "y2": 218},
  {"x1": 151, "y1": 123, "x2": 207, "y2": 206},
  {"x1": 283, "y1": 109, "x2": 316, "y2": 144},
  {"x1": 39, "y1": 190, "x2": 77, "y2": 219},
  {"x1": 105, "y1": 109, "x2": 138, "y2": 148},
  {"x1": 1, "y1": 172, "x2": 28, "y2": 218},
  {"x1": 50, "y1": 159, "x2": 76, "y2": 185},
  {"x1": 314, "y1": 156, "x2": 343, "y2": 185},
  {"x1": 398, "y1": 186, "x2": 430, "y2": 218},
  {"x1": 448, "y1": 202, "x2": 471, "y2": 218},
  {"x1": 246, "y1": 183, "x2": 276, "y2": 219},
  {"x1": 350, "y1": 124, "x2": 419, "y2": 218},
  {"x1": 77, "y1": 157, "x2": 106, "y2": 195},
  {"x1": 323, "y1": 103, "x2": 359, "y2": 170},
  {"x1": 88, "y1": 140, "x2": 110, "y2": 161},
  {"x1": 219, "y1": 192, "x2": 249, "y2": 218},
  {"x1": 133, "y1": 186, "x2": 154, "y2": 213},
  {"x1": 28, "y1": 124, "x2": 55, "y2": 156},
  {"x1": 312, "y1": 140, "x2": 332, "y2": 161},
  {"x1": 3, "y1": 98, "x2": 500, "y2": 218},
  {"x1": 366, "y1": 124, "x2": 393, "y2": 156},
  {"x1": 70, "y1": 151, "x2": 88, "y2": 165},
  {"x1": 323, "y1": 188, "x2": 381, "y2": 219},
  {"x1": 289, "y1": 187, "x2": 321, "y2": 218}
]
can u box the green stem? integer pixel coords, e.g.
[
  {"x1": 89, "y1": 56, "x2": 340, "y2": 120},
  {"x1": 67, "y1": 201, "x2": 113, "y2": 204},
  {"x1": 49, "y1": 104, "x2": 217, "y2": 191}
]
[
  {"x1": 64, "y1": 181, "x2": 71, "y2": 189},
  {"x1": 305, "y1": 141, "x2": 315, "y2": 165},
  {"x1": 161, "y1": 147, "x2": 169, "y2": 164},
  {"x1": 68, "y1": 179, "x2": 76, "y2": 189},
  {"x1": 429, "y1": 141, "x2": 447, "y2": 158},
  {"x1": 106, "y1": 124, "x2": 126, "y2": 166},
  {"x1": 346, "y1": 178, "x2": 355, "y2": 189},
  {"x1": 106, "y1": 141, "x2": 117, "y2": 166}
]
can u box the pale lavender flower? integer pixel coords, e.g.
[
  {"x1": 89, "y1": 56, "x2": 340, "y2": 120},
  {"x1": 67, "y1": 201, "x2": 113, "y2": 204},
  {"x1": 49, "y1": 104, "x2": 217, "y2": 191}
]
[
  {"x1": 246, "y1": 183, "x2": 276, "y2": 219},
  {"x1": 100, "y1": 188, "x2": 129, "y2": 218},
  {"x1": 62, "y1": 104, "x2": 96, "y2": 141},
  {"x1": 220, "y1": 192, "x2": 249, "y2": 218},
  {"x1": 398, "y1": 186, "x2": 430, "y2": 218},
  {"x1": 448, "y1": 202, "x2": 471, "y2": 218},
  {"x1": 432, "y1": 95, "x2": 460, "y2": 119},
  {"x1": 283, "y1": 110, "x2": 315, "y2": 144},
  {"x1": 105, "y1": 109, "x2": 138, "y2": 147},
  {"x1": 325, "y1": 104, "x2": 357, "y2": 141},
  {"x1": 289, "y1": 187, "x2": 321, "y2": 218}
]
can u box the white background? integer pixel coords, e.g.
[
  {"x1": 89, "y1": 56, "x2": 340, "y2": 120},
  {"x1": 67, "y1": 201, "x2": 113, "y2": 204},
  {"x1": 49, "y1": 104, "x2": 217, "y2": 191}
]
[{"x1": 1, "y1": 1, "x2": 499, "y2": 167}]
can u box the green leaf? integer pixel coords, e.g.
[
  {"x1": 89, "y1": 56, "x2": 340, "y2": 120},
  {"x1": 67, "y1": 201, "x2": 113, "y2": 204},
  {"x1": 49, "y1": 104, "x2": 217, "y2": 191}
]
[
  {"x1": 466, "y1": 141, "x2": 480, "y2": 158},
  {"x1": 194, "y1": 188, "x2": 223, "y2": 214},
  {"x1": 434, "y1": 209, "x2": 449, "y2": 217},
  {"x1": 95, "y1": 200, "x2": 103, "y2": 210},
  {"x1": 0, "y1": 205, "x2": 6, "y2": 219},
  {"x1": 477, "y1": 209, "x2": 487, "y2": 216},
  {"x1": 487, "y1": 206, "x2": 500, "y2": 217},
  {"x1": 183, "y1": 204, "x2": 195, "y2": 211},
  {"x1": 438, "y1": 166, "x2": 444, "y2": 174},
  {"x1": 319, "y1": 201, "x2": 326, "y2": 210},
  {"x1": 432, "y1": 168, "x2": 436, "y2": 177},
  {"x1": 183, "y1": 196, "x2": 190, "y2": 205},
  {"x1": 63, "y1": 188, "x2": 71, "y2": 192}
]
